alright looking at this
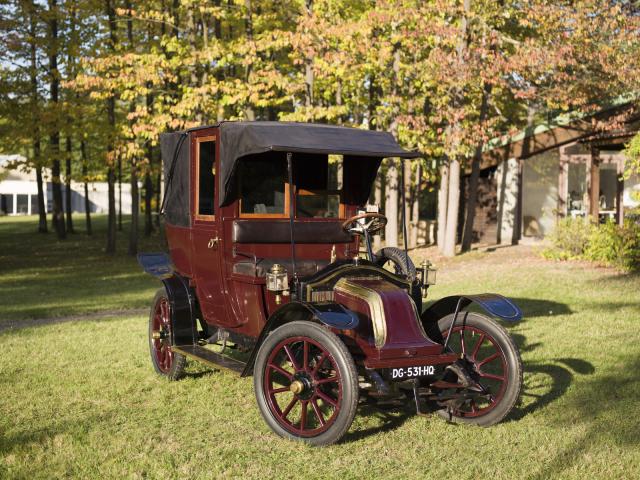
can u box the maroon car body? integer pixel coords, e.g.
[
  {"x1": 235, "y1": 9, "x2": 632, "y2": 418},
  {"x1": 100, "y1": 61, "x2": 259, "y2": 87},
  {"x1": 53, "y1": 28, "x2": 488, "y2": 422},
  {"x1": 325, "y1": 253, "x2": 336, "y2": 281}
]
[{"x1": 140, "y1": 122, "x2": 523, "y2": 445}]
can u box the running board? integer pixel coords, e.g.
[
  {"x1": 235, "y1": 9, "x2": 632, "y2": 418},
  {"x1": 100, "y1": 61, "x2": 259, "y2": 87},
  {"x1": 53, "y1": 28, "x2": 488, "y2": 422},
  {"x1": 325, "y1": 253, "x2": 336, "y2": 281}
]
[{"x1": 172, "y1": 345, "x2": 246, "y2": 375}]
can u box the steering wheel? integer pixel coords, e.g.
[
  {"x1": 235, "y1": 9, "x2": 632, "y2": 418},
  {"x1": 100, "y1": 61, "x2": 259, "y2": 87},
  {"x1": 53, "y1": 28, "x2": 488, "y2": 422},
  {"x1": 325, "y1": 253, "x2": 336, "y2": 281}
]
[{"x1": 342, "y1": 212, "x2": 388, "y2": 235}]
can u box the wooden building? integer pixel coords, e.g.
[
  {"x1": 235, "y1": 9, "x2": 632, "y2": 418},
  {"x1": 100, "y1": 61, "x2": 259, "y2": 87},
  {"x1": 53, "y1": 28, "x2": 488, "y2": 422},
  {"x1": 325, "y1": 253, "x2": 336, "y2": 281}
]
[{"x1": 460, "y1": 99, "x2": 640, "y2": 245}]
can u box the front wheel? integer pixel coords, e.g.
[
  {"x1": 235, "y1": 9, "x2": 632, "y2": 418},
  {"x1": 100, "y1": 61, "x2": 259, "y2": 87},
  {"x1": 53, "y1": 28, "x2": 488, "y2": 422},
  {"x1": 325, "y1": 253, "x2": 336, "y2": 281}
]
[
  {"x1": 434, "y1": 312, "x2": 522, "y2": 426},
  {"x1": 253, "y1": 321, "x2": 359, "y2": 446}
]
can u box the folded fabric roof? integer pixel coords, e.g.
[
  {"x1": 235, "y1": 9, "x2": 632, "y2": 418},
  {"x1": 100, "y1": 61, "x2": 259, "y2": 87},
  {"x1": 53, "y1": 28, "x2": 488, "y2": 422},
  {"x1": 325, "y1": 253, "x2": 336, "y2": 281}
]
[{"x1": 160, "y1": 121, "x2": 420, "y2": 223}]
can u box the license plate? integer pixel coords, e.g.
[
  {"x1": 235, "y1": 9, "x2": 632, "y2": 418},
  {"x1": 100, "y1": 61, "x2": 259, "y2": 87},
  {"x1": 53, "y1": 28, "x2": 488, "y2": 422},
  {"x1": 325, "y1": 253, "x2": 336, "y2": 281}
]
[{"x1": 386, "y1": 365, "x2": 441, "y2": 380}]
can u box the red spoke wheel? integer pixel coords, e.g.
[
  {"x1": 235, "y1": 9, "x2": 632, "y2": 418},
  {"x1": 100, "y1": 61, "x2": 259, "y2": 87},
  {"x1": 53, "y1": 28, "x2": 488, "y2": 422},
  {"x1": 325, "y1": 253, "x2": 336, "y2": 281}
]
[
  {"x1": 148, "y1": 289, "x2": 186, "y2": 380},
  {"x1": 435, "y1": 312, "x2": 522, "y2": 426},
  {"x1": 254, "y1": 321, "x2": 358, "y2": 446}
]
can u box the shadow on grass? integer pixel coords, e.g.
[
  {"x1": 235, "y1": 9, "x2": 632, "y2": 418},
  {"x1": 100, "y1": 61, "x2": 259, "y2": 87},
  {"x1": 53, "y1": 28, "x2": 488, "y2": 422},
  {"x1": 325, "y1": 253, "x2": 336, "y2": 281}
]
[
  {"x1": 0, "y1": 413, "x2": 105, "y2": 456},
  {"x1": 342, "y1": 403, "x2": 413, "y2": 444},
  {"x1": 508, "y1": 297, "x2": 572, "y2": 318},
  {"x1": 508, "y1": 333, "x2": 595, "y2": 422},
  {"x1": 528, "y1": 354, "x2": 640, "y2": 478}
]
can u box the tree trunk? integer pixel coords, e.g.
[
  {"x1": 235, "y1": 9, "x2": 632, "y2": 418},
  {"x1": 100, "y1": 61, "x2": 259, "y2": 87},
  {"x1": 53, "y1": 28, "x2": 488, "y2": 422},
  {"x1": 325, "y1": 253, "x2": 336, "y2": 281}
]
[
  {"x1": 81, "y1": 140, "x2": 92, "y2": 235},
  {"x1": 29, "y1": 3, "x2": 47, "y2": 233},
  {"x1": 442, "y1": 0, "x2": 470, "y2": 257},
  {"x1": 437, "y1": 163, "x2": 449, "y2": 251},
  {"x1": 48, "y1": 0, "x2": 65, "y2": 239},
  {"x1": 461, "y1": 83, "x2": 491, "y2": 252},
  {"x1": 155, "y1": 169, "x2": 161, "y2": 228},
  {"x1": 373, "y1": 172, "x2": 383, "y2": 251},
  {"x1": 107, "y1": 163, "x2": 116, "y2": 254},
  {"x1": 144, "y1": 171, "x2": 153, "y2": 236},
  {"x1": 403, "y1": 160, "x2": 413, "y2": 248},
  {"x1": 126, "y1": 0, "x2": 138, "y2": 255},
  {"x1": 384, "y1": 160, "x2": 399, "y2": 248},
  {"x1": 35, "y1": 164, "x2": 47, "y2": 233},
  {"x1": 105, "y1": 0, "x2": 117, "y2": 254},
  {"x1": 118, "y1": 156, "x2": 123, "y2": 231},
  {"x1": 304, "y1": 0, "x2": 314, "y2": 110},
  {"x1": 384, "y1": 43, "x2": 402, "y2": 248},
  {"x1": 443, "y1": 159, "x2": 461, "y2": 257},
  {"x1": 128, "y1": 166, "x2": 139, "y2": 255},
  {"x1": 65, "y1": 135, "x2": 74, "y2": 233},
  {"x1": 243, "y1": 0, "x2": 255, "y2": 120},
  {"x1": 410, "y1": 162, "x2": 420, "y2": 248}
]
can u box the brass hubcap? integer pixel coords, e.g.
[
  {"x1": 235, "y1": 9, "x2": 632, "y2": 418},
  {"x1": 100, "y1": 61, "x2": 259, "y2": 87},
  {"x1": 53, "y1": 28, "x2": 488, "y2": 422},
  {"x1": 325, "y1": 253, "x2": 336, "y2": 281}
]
[{"x1": 290, "y1": 380, "x2": 304, "y2": 395}]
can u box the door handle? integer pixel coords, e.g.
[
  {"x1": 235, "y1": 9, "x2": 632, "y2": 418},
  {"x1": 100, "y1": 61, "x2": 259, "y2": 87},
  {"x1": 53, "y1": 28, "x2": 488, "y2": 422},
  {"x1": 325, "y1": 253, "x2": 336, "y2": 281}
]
[{"x1": 207, "y1": 237, "x2": 220, "y2": 249}]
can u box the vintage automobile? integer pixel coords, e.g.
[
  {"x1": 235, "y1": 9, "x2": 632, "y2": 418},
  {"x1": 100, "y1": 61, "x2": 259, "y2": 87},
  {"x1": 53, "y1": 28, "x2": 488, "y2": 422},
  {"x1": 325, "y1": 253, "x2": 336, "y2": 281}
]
[{"x1": 139, "y1": 122, "x2": 523, "y2": 446}]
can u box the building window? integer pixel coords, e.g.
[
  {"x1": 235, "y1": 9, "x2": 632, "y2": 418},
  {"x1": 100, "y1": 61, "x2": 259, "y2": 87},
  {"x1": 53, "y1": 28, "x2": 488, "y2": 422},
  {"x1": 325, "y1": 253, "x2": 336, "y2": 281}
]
[
  {"x1": 31, "y1": 195, "x2": 40, "y2": 214},
  {"x1": 16, "y1": 194, "x2": 28, "y2": 214},
  {"x1": 1, "y1": 194, "x2": 13, "y2": 215}
]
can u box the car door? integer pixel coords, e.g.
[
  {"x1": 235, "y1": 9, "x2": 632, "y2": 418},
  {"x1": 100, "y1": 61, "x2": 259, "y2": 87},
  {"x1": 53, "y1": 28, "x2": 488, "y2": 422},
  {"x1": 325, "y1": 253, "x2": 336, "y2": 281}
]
[{"x1": 190, "y1": 130, "x2": 230, "y2": 327}]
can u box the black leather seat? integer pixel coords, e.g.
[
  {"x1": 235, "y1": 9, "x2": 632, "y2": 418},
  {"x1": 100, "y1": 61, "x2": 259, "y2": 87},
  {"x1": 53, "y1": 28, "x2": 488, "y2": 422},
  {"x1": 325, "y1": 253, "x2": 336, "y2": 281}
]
[
  {"x1": 233, "y1": 220, "x2": 352, "y2": 244},
  {"x1": 232, "y1": 258, "x2": 330, "y2": 278}
]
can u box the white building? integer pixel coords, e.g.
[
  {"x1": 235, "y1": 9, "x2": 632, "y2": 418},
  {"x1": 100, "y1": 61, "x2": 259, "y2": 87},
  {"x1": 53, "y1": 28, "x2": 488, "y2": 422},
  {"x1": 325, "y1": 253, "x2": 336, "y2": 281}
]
[{"x1": 0, "y1": 155, "x2": 139, "y2": 216}]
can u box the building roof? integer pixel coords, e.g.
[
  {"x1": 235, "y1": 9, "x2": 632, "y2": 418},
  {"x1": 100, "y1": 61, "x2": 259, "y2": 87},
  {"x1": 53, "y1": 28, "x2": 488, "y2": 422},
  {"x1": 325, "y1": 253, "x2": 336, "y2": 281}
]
[{"x1": 481, "y1": 95, "x2": 639, "y2": 166}]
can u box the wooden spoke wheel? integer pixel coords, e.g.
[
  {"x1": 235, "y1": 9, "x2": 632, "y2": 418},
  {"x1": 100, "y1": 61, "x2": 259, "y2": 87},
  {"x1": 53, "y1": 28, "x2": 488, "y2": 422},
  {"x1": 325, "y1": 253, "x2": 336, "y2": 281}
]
[
  {"x1": 434, "y1": 312, "x2": 522, "y2": 426},
  {"x1": 149, "y1": 289, "x2": 186, "y2": 380},
  {"x1": 254, "y1": 321, "x2": 358, "y2": 446}
]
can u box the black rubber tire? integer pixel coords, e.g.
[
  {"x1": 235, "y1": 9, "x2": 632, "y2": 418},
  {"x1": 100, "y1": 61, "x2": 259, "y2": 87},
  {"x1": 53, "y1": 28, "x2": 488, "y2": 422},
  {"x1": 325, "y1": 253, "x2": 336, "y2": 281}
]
[
  {"x1": 435, "y1": 312, "x2": 522, "y2": 426},
  {"x1": 253, "y1": 321, "x2": 359, "y2": 446},
  {"x1": 375, "y1": 247, "x2": 417, "y2": 281},
  {"x1": 149, "y1": 289, "x2": 186, "y2": 381}
]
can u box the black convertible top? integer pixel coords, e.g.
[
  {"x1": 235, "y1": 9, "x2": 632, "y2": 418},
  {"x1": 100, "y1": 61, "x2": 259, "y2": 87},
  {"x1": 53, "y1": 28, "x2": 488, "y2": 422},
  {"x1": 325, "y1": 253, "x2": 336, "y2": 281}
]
[{"x1": 160, "y1": 121, "x2": 420, "y2": 226}]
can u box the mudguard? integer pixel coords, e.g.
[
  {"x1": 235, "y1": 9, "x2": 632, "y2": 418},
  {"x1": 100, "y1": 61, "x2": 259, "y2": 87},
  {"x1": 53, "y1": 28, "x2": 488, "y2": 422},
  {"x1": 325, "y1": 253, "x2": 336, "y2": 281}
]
[
  {"x1": 241, "y1": 301, "x2": 359, "y2": 377},
  {"x1": 138, "y1": 253, "x2": 197, "y2": 346},
  {"x1": 422, "y1": 293, "x2": 522, "y2": 324},
  {"x1": 137, "y1": 252, "x2": 174, "y2": 278}
]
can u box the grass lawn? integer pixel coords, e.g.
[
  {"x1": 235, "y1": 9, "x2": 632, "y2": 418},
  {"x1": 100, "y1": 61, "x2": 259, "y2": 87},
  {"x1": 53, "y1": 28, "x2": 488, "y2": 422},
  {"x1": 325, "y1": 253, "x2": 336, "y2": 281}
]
[
  {"x1": 0, "y1": 215, "x2": 160, "y2": 322},
  {"x1": 1, "y1": 217, "x2": 640, "y2": 478}
]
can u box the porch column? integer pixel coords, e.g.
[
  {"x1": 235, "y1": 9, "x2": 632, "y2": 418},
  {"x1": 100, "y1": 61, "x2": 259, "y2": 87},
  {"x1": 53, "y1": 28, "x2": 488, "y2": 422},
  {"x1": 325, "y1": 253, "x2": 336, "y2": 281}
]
[
  {"x1": 616, "y1": 156, "x2": 624, "y2": 225},
  {"x1": 589, "y1": 146, "x2": 600, "y2": 222},
  {"x1": 558, "y1": 145, "x2": 569, "y2": 218},
  {"x1": 496, "y1": 157, "x2": 520, "y2": 245}
]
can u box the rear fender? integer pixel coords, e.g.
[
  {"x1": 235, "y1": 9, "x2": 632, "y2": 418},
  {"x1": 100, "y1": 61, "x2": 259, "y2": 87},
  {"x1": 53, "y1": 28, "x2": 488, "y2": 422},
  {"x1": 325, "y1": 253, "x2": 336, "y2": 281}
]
[
  {"x1": 421, "y1": 294, "x2": 522, "y2": 342},
  {"x1": 138, "y1": 252, "x2": 174, "y2": 278},
  {"x1": 138, "y1": 253, "x2": 198, "y2": 346},
  {"x1": 160, "y1": 274, "x2": 198, "y2": 347},
  {"x1": 240, "y1": 301, "x2": 358, "y2": 377}
]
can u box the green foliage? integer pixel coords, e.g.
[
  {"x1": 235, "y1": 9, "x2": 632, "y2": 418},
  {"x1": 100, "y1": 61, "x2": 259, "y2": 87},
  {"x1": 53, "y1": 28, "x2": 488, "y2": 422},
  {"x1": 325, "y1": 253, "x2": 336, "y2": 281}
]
[
  {"x1": 542, "y1": 217, "x2": 595, "y2": 260},
  {"x1": 543, "y1": 217, "x2": 640, "y2": 270},
  {"x1": 623, "y1": 132, "x2": 640, "y2": 178},
  {"x1": 585, "y1": 219, "x2": 640, "y2": 271}
]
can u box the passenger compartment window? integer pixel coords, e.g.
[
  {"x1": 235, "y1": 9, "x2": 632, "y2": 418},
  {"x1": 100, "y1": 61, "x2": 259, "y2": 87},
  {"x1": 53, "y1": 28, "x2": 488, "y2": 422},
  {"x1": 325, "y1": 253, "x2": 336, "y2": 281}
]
[
  {"x1": 239, "y1": 154, "x2": 288, "y2": 216},
  {"x1": 197, "y1": 138, "x2": 216, "y2": 217},
  {"x1": 296, "y1": 155, "x2": 343, "y2": 218}
]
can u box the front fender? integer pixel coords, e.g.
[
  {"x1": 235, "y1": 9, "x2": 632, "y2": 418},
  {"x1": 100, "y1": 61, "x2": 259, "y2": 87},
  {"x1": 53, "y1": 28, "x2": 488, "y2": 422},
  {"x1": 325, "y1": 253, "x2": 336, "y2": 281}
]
[
  {"x1": 422, "y1": 293, "x2": 522, "y2": 324},
  {"x1": 240, "y1": 301, "x2": 359, "y2": 377}
]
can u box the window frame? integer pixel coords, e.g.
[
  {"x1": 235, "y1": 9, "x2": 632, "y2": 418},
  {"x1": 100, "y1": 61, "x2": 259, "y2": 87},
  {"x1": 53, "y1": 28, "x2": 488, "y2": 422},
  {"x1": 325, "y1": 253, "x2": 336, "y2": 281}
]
[
  {"x1": 193, "y1": 135, "x2": 217, "y2": 222},
  {"x1": 296, "y1": 188, "x2": 346, "y2": 219},
  {"x1": 238, "y1": 180, "x2": 291, "y2": 219},
  {"x1": 235, "y1": 156, "x2": 347, "y2": 220}
]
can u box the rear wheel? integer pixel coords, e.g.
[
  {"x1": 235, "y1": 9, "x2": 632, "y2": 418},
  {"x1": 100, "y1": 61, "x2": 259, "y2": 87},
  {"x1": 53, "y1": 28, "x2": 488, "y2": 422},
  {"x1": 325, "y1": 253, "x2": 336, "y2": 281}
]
[
  {"x1": 434, "y1": 312, "x2": 522, "y2": 426},
  {"x1": 149, "y1": 289, "x2": 186, "y2": 380},
  {"x1": 253, "y1": 321, "x2": 359, "y2": 446}
]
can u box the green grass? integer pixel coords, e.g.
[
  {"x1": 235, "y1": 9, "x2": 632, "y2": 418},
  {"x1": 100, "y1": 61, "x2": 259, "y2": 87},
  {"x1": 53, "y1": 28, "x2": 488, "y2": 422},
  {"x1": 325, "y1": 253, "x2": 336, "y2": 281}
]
[
  {"x1": 0, "y1": 215, "x2": 160, "y2": 321},
  {"x1": 1, "y1": 235, "x2": 639, "y2": 478}
]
